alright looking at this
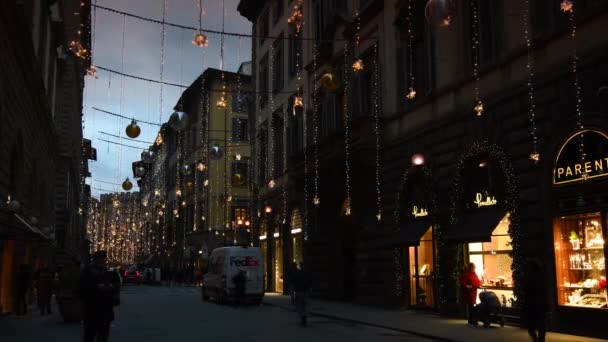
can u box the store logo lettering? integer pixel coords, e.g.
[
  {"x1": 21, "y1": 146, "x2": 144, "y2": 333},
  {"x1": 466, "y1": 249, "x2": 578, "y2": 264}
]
[
  {"x1": 412, "y1": 206, "x2": 428, "y2": 218},
  {"x1": 555, "y1": 158, "x2": 608, "y2": 181},
  {"x1": 230, "y1": 256, "x2": 259, "y2": 267},
  {"x1": 474, "y1": 193, "x2": 497, "y2": 208}
]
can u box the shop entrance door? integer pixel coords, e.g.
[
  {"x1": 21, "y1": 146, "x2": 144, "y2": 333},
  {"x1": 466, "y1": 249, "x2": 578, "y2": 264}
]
[
  {"x1": 261, "y1": 240, "x2": 268, "y2": 291},
  {"x1": 408, "y1": 227, "x2": 435, "y2": 308},
  {"x1": 273, "y1": 239, "x2": 283, "y2": 293}
]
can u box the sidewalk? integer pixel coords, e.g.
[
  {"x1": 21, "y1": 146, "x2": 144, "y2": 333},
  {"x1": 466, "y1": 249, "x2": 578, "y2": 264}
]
[{"x1": 262, "y1": 293, "x2": 606, "y2": 342}]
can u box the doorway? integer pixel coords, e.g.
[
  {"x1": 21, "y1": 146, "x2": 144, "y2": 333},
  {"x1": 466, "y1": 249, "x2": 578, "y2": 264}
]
[
  {"x1": 273, "y1": 239, "x2": 283, "y2": 293},
  {"x1": 408, "y1": 227, "x2": 435, "y2": 308}
]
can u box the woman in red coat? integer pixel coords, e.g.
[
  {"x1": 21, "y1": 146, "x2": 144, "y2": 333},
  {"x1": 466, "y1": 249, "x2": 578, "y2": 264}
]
[{"x1": 461, "y1": 262, "x2": 481, "y2": 325}]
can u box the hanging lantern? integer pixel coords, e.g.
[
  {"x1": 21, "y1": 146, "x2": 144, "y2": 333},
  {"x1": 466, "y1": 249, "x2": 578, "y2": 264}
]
[
  {"x1": 122, "y1": 178, "x2": 133, "y2": 191},
  {"x1": 169, "y1": 111, "x2": 188, "y2": 131},
  {"x1": 192, "y1": 33, "x2": 209, "y2": 47},
  {"x1": 352, "y1": 59, "x2": 364, "y2": 72},
  {"x1": 135, "y1": 166, "x2": 146, "y2": 177},
  {"x1": 264, "y1": 206, "x2": 272, "y2": 214},
  {"x1": 216, "y1": 96, "x2": 228, "y2": 109},
  {"x1": 425, "y1": 0, "x2": 456, "y2": 28},
  {"x1": 320, "y1": 72, "x2": 340, "y2": 92},
  {"x1": 210, "y1": 145, "x2": 223, "y2": 160},
  {"x1": 181, "y1": 164, "x2": 192, "y2": 176},
  {"x1": 233, "y1": 173, "x2": 246, "y2": 186},
  {"x1": 126, "y1": 119, "x2": 141, "y2": 139},
  {"x1": 245, "y1": 220, "x2": 251, "y2": 226}
]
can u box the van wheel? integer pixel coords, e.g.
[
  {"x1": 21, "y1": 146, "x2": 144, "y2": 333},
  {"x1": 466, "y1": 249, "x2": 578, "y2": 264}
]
[{"x1": 202, "y1": 286, "x2": 209, "y2": 301}]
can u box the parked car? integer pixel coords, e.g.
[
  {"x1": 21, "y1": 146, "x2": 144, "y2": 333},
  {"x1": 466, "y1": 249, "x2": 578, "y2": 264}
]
[
  {"x1": 202, "y1": 246, "x2": 264, "y2": 304},
  {"x1": 123, "y1": 268, "x2": 142, "y2": 285}
]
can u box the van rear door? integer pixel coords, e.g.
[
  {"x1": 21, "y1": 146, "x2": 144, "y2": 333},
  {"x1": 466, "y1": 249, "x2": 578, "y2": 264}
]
[{"x1": 227, "y1": 248, "x2": 264, "y2": 294}]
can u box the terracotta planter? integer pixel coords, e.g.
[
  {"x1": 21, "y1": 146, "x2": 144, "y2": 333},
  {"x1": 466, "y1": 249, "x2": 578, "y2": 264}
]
[{"x1": 56, "y1": 294, "x2": 83, "y2": 322}]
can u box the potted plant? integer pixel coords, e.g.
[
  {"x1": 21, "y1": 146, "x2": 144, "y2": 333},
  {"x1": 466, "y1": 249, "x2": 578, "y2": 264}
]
[{"x1": 55, "y1": 264, "x2": 83, "y2": 322}]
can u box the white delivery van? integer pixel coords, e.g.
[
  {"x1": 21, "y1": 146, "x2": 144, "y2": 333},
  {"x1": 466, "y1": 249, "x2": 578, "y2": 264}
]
[{"x1": 202, "y1": 246, "x2": 264, "y2": 304}]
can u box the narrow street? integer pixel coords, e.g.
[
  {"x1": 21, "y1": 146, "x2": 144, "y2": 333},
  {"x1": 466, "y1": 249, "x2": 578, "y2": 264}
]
[{"x1": 0, "y1": 286, "x2": 435, "y2": 342}]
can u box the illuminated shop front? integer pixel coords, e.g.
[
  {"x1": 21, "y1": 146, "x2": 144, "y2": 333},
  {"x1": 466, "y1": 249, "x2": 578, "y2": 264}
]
[
  {"x1": 392, "y1": 166, "x2": 437, "y2": 309},
  {"x1": 272, "y1": 217, "x2": 283, "y2": 293},
  {"x1": 446, "y1": 148, "x2": 519, "y2": 311},
  {"x1": 259, "y1": 220, "x2": 268, "y2": 291},
  {"x1": 552, "y1": 129, "x2": 608, "y2": 310}
]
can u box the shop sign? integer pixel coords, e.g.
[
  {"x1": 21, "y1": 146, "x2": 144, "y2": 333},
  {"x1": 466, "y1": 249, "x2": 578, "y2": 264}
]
[
  {"x1": 553, "y1": 129, "x2": 608, "y2": 185},
  {"x1": 474, "y1": 193, "x2": 497, "y2": 208},
  {"x1": 411, "y1": 206, "x2": 428, "y2": 218}
]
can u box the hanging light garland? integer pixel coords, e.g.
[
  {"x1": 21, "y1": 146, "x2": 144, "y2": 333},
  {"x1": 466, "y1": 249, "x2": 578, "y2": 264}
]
[
  {"x1": 564, "y1": 1, "x2": 587, "y2": 179},
  {"x1": 343, "y1": 43, "x2": 352, "y2": 216},
  {"x1": 352, "y1": 11, "x2": 364, "y2": 73},
  {"x1": 522, "y1": 0, "x2": 540, "y2": 163},
  {"x1": 373, "y1": 42, "x2": 382, "y2": 222},
  {"x1": 470, "y1": 0, "x2": 483, "y2": 116},
  {"x1": 268, "y1": 41, "x2": 276, "y2": 189},
  {"x1": 405, "y1": 0, "x2": 416, "y2": 100},
  {"x1": 312, "y1": 43, "x2": 320, "y2": 207},
  {"x1": 287, "y1": 0, "x2": 303, "y2": 33}
]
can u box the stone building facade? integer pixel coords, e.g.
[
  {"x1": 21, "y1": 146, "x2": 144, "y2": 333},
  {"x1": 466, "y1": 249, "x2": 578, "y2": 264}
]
[
  {"x1": 239, "y1": 0, "x2": 608, "y2": 337},
  {"x1": 0, "y1": 0, "x2": 92, "y2": 314}
]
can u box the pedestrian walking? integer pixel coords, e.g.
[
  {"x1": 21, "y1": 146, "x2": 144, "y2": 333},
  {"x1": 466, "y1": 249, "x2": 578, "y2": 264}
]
[
  {"x1": 80, "y1": 251, "x2": 120, "y2": 342},
  {"x1": 15, "y1": 264, "x2": 31, "y2": 315},
  {"x1": 35, "y1": 266, "x2": 53, "y2": 316},
  {"x1": 292, "y1": 263, "x2": 312, "y2": 326},
  {"x1": 523, "y1": 258, "x2": 549, "y2": 342},
  {"x1": 460, "y1": 262, "x2": 481, "y2": 325},
  {"x1": 285, "y1": 262, "x2": 298, "y2": 305},
  {"x1": 232, "y1": 270, "x2": 247, "y2": 307}
]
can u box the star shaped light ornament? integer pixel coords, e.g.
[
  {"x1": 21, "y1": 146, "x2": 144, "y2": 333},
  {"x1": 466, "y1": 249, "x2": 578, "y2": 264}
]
[
  {"x1": 313, "y1": 196, "x2": 320, "y2": 206},
  {"x1": 235, "y1": 153, "x2": 242, "y2": 161},
  {"x1": 87, "y1": 65, "x2": 98, "y2": 78},
  {"x1": 192, "y1": 33, "x2": 209, "y2": 47},
  {"x1": 560, "y1": 0, "x2": 574, "y2": 13},
  {"x1": 406, "y1": 88, "x2": 417, "y2": 100},
  {"x1": 216, "y1": 96, "x2": 227, "y2": 109},
  {"x1": 474, "y1": 101, "x2": 484, "y2": 116},
  {"x1": 376, "y1": 212, "x2": 382, "y2": 222},
  {"x1": 529, "y1": 153, "x2": 540, "y2": 163},
  {"x1": 268, "y1": 179, "x2": 276, "y2": 188},
  {"x1": 352, "y1": 59, "x2": 364, "y2": 72}
]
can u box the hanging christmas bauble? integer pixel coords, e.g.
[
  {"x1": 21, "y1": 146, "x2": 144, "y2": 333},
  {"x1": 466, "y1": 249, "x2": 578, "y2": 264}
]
[
  {"x1": 181, "y1": 164, "x2": 192, "y2": 176},
  {"x1": 425, "y1": 0, "x2": 456, "y2": 28},
  {"x1": 192, "y1": 33, "x2": 209, "y2": 47},
  {"x1": 125, "y1": 119, "x2": 141, "y2": 138},
  {"x1": 210, "y1": 145, "x2": 223, "y2": 160},
  {"x1": 233, "y1": 173, "x2": 246, "y2": 186},
  {"x1": 320, "y1": 72, "x2": 340, "y2": 92},
  {"x1": 135, "y1": 166, "x2": 146, "y2": 177},
  {"x1": 169, "y1": 111, "x2": 188, "y2": 131},
  {"x1": 122, "y1": 178, "x2": 133, "y2": 191}
]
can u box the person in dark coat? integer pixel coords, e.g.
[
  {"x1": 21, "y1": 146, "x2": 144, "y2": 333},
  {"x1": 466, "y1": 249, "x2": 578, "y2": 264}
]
[
  {"x1": 232, "y1": 270, "x2": 247, "y2": 307},
  {"x1": 80, "y1": 251, "x2": 120, "y2": 342},
  {"x1": 285, "y1": 262, "x2": 298, "y2": 305},
  {"x1": 523, "y1": 258, "x2": 549, "y2": 342},
  {"x1": 292, "y1": 263, "x2": 312, "y2": 326},
  {"x1": 15, "y1": 264, "x2": 31, "y2": 315},
  {"x1": 35, "y1": 266, "x2": 53, "y2": 315},
  {"x1": 460, "y1": 262, "x2": 481, "y2": 325}
]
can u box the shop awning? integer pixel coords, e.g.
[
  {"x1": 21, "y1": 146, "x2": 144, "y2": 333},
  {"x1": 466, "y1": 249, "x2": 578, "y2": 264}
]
[
  {"x1": 369, "y1": 221, "x2": 432, "y2": 248},
  {"x1": 444, "y1": 207, "x2": 506, "y2": 243}
]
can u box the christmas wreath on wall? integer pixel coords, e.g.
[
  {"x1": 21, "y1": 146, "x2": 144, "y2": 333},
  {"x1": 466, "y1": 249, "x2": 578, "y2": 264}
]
[{"x1": 444, "y1": 141, "x2": 524, "y2": 310}]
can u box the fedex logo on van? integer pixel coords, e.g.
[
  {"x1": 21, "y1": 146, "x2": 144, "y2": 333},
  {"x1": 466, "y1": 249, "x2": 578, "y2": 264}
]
[{"x1": 230, "y1": 256, "x2": 260, "y2": 267}]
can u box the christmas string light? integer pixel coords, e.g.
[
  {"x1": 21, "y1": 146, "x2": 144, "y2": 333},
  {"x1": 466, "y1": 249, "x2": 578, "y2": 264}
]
[
  {"x1": 565, "y1": 2, "x2": 587, "y2": 178},
  {"x1": 352, "y1": 10, "x2": 364, "y2": 73},
  {"x1": 373, "y1": 42, "x2": 382, "y2": 222},
  {"x1": 342, "y1": 43, "x2": 352, "y2": 216},
  {"x1": 268, "y1": 41, "x2": 276, "y2": 189},
  {"x1": 522, "y1": 0, "x2": 540, "y2": 163},
  {"x1": 470, "y1": 0, "x2": 483, "y2": 116},
  {"x1": 405, "y1": 0, "x2": 416, "y2": 100},
  {"x1": 159, "y1": 0, "x2": 167, "y2": 124},
  {"x1": 312, "y1": 43, "x2": 320, "y2": 207}
]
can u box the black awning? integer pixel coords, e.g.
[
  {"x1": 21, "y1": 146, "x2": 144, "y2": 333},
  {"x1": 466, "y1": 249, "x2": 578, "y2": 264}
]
[
  {"x1": 369, "y1": 221, "x2": 432, "y2": 249},
  {"x1": 444, "y1": 207, "x2": 506, "y2": 243}
]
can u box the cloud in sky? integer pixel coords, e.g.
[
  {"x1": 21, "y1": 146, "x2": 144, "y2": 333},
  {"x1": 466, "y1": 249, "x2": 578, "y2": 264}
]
[{"x1": 84, "y1": 0, "x2": 252, "y2": 198}]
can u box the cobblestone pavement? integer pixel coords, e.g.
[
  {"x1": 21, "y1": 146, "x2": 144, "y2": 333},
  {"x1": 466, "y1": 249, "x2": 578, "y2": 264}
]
[{"x1": 0, "y1": 285, "x2": 436, "y2": 342}]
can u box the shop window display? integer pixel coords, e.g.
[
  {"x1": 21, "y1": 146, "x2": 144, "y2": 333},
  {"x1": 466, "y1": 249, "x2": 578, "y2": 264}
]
[
  {"x1": 408, "y1": 227, "x2": 435, "y2": 307},
  {"x1": 554, "y1": 213, "x2": 607, "y2": 308},
  {"x1": 468, "y1": 214, "x2": 515, "y2": 306}
]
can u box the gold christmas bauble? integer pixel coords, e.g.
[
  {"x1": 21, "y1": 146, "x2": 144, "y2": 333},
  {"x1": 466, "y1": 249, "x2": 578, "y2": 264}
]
[
  {"x1": 122, "y1": 178, "x2": 133, "y2": 191},
  {"x1": 233, "y1": 173, "x2": 246, "y2": 186},
  {"x1": 320, "y1": 72, "x2": 339, "y2": 92},
  {"x1": 126, "y1": 120, "x2": 141, "y2": 138}
]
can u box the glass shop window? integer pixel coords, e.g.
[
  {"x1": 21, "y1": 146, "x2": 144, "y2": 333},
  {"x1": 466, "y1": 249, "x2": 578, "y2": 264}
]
[{"x1": 554, "y1": 212, "x2": 607, "y2": 309}]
